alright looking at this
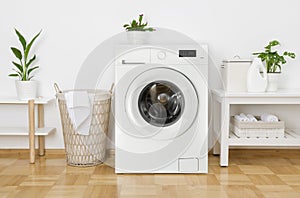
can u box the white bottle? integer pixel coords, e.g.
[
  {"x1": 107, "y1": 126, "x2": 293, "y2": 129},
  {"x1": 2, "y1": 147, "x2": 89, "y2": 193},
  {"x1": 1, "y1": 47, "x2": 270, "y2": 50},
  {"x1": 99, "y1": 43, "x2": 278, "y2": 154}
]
[{"x1": 247, "y1": 58, "x2": 267, "y2": 92}]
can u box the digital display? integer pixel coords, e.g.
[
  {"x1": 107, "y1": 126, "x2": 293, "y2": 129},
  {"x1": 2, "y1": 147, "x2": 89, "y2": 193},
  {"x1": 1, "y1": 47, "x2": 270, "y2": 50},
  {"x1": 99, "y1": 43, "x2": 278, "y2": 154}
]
[{"x1": 179, "y1": 50, "x2": 196, "y2": 57}]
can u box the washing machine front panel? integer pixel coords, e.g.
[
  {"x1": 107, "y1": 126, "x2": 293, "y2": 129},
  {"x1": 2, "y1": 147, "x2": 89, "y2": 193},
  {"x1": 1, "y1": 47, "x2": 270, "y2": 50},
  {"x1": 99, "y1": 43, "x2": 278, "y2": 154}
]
[
  {"x1": 122, "y1": 66, "x2": 198, "y2": 140},
  {"x1": 115, "y1": 45, "x2": 208, "y2": 173}
]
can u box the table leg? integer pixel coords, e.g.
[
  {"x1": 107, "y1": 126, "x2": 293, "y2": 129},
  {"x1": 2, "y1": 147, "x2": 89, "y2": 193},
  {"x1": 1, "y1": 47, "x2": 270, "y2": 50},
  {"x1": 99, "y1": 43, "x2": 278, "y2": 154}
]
[
  {"x1": 220, "y1": 99, "x2": 229, "y2": 166},
  {"x1": 38, "y1": 104, "x2": 45, "y2": 156},
  {"x1": 212, "y1": 98, "x2": 220, "y2": 155},
  {"x1": 28, "y1": 100, "x2": 35, "y2": 164}
]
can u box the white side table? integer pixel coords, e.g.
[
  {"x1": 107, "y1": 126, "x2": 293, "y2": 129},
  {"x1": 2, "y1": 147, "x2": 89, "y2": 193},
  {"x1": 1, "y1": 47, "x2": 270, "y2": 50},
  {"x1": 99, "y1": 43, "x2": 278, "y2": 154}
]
[
  {"x1": 211, "y1": 89, "x2": 300, "y2": 167},
  {"x1": 0, "y1": 97, "x2": 55, "y2": 163}
]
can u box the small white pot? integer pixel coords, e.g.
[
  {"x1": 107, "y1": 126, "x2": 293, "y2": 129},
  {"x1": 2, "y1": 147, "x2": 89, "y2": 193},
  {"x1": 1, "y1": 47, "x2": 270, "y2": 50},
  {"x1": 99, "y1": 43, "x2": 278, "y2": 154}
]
[
  {"x1": 267, "y1": 73, "x2": 280, "y2": 92},
  {"x1": 126, "y1": 31, "x2": 150, "y2": 44},
  {"x1": 15, "y1": 80, "x2": 38, "y2": 100}
]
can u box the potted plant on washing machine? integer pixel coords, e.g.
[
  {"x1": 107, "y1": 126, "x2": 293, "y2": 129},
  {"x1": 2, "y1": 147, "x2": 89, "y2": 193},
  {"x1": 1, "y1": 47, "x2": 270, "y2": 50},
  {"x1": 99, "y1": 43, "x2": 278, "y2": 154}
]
[
  {"x1": 253, "y1": 40, "x2": 296, "y2": 92},
  {"x1": 8, "y1": 29, "x2": 41, "y2": 100},
  {"x1": 123, "y1": 14, "x2": 155, "y2": 44}
]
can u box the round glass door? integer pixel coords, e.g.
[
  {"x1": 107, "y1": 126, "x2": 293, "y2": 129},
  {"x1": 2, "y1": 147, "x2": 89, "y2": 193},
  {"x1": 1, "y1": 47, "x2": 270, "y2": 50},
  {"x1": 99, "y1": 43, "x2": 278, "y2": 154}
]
[
  {"x1": 138, "y1": 81, "x2": 184, "y2": 127},
  {"x1": 121, "y1": 67, "x2": 198, "y2": 139}
]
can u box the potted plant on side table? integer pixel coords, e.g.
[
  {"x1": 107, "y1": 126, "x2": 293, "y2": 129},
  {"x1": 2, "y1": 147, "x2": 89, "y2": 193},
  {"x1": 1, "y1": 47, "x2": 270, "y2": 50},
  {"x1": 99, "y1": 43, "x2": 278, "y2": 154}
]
[
  {"x1": 9, "y1": 29, "x2": 41, "y2": 100},
  {"x1": 253, "y1": 40, "x2": 296, "y2": 92},
  {"x1": 123, "y1": 14, "x2": 155, "y2": 44}
]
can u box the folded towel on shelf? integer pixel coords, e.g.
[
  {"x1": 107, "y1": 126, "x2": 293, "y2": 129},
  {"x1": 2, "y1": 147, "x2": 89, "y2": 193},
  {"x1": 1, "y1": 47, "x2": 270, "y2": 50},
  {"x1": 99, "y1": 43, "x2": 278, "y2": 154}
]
[
  {"x1": 247, "y1": 114, "x2": 258, "y2": 122},
  {"x1": 240, "y1": 113, "x2": 250, "y2": 122},
  {"x1": 234, "y1": 114, "x2": 249, "y2": 122},
  {"x1": 234, "y1": 115, "x2": 243, "y2": 121},
  {"x1": 260, "y1": 113, "x2": 279, "y2": 122},
  {"x1": 65, "y1": 91, "x2": 91, "y2": 135}
]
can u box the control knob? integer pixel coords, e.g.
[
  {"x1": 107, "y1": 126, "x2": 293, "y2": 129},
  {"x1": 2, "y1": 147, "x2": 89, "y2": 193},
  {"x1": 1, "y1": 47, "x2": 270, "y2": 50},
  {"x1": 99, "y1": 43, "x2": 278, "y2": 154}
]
[{"x1": 157, "y1": 51, "x2": 166, "y2": 60}]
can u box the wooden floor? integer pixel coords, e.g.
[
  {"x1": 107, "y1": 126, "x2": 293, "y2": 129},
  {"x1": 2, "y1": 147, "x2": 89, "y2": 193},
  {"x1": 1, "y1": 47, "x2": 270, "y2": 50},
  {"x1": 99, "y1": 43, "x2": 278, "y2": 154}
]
[{"x1": 1, "y1": 149, "x2": 300, "y2": 197}]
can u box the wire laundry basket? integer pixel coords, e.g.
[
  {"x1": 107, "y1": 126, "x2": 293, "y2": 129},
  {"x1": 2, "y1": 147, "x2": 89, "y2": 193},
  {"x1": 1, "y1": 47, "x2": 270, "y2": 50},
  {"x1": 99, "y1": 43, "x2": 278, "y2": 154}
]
[{"x1": 55, "y1": 83, "x2": 112, "y2": 167}]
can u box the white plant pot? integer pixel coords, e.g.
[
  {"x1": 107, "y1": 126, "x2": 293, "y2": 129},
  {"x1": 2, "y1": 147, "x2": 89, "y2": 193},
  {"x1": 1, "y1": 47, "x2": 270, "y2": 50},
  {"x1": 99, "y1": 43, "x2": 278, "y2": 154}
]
[
  {"x1": 15, "y1": 80, "x2": 38, "y2": 100},
  {"x1": 126, "y1": 31, "x2": 150, "y2": 44},
  {"x1": 267, "y1": 73, "x2": 280, "y2": 92}
]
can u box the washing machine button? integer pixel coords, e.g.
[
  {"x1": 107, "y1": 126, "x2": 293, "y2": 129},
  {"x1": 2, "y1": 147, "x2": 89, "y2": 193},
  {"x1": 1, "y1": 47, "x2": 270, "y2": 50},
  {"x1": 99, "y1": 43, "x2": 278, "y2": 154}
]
[{"x1": 157, "y1": 51, "x2": 166, "y2": 60}]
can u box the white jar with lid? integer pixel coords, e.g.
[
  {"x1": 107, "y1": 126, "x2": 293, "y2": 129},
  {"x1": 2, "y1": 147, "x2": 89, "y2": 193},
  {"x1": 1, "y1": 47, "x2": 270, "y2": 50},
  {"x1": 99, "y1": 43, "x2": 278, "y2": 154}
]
[{"x1": 221, "y1": 58, "x2": 252, "y2": 92}]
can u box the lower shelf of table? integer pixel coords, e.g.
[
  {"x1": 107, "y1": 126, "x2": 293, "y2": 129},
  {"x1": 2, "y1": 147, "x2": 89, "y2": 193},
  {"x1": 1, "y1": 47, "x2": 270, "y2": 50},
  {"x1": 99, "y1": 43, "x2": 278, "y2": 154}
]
[
  {"x1": 229, "y1": 129, "x2": 300, "y2": 146},
  {"x1": 0, "y1": 127, "x2": 56, "y2": 136}
]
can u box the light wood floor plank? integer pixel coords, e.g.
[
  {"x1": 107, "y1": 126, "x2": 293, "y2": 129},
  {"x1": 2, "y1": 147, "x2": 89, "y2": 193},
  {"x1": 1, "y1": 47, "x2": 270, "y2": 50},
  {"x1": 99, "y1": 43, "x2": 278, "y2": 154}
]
[
  {"x1": 0, "y1": 149, "x2": 300, "y2": 197},
  {"x1": 223, "y1": 185, "x2": 264, "y2": 198},
  {"x1": 45, "y1": 186, "x2": 87, "y2": 198},
  {"x1": 247, "y1": 175, "x2": 286, "y2": 185},
  {"x1": 238, "y1": 165, "x2": 274, "y2": 175}
]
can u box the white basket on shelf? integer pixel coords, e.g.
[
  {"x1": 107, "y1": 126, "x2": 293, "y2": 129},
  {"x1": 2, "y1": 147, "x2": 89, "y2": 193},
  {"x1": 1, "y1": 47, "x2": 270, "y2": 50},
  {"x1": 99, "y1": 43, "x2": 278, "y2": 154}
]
[{"x1": 230, "y1": 116, "x2": 285, "y2": 138}]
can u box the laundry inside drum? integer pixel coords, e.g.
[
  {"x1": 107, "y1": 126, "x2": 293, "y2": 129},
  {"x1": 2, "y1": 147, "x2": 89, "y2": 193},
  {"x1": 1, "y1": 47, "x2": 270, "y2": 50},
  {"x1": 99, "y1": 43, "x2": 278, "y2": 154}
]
[{"x1": 138, "y1": 81, "x2": 185, "y2": 127}]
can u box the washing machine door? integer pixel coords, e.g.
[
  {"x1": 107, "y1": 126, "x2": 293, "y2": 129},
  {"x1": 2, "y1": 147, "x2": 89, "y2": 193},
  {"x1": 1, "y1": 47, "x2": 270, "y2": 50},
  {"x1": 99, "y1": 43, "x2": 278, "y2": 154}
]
[
  {"x1": 118, "y1": 65, "x2": 198, "y2": 140},
  {"x1": 138, "y1": 80, "x2": 184, "y2": 127}
]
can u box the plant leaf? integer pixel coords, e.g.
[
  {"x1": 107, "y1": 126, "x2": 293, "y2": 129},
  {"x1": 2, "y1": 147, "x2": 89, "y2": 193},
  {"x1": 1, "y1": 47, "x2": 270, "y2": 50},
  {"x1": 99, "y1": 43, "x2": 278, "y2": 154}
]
[
  {"x1": 138, "y1": 14, "x2": 143, "y2": 25},
  {"x1": 27, "y1": 66, "x2": 39, "y2": 75},
  {"x1": 26, "y1": 55, "x2": 36, "y2": 68},
  {"x1": 145, "y1": 27, "x2": 155, "y2": 31},
  {"x1": 284, "y1": 51, "x2": 296, "y2": 59},
  {"x1": 12, "y1": 61, "x2": 23, "y2": 73},
  {"x1": 25, "y1": 30, "x2": 41, "y2": 60},
  {"x1": 12, "y1": 68, "x2": 22, "y2": 75},
  {"x1": 131, "y1": 20, "x2": 137, "y2": 27},
  {"x1": 8, "y1": 73, "x2": 19, "y2": 77},
  {"x1": 269, "y1": 40, "x2": 280, "y2": 47},
  {"x1": 11, "y1": 47, "x2": 22, "y2": 60},
  {"x1": 15, "y1": 29, "x2": 27, "y2": 51},
  {"x1": 12, "y1": 70, "x2": 22, "y2": 80}
]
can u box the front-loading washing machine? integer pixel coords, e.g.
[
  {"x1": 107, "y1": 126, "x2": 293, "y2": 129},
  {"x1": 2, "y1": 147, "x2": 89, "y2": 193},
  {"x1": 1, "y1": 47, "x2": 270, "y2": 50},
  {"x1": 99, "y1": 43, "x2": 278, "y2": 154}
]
[{"x1": 114, "y1": 45, "x2": 208, "y2": 173}]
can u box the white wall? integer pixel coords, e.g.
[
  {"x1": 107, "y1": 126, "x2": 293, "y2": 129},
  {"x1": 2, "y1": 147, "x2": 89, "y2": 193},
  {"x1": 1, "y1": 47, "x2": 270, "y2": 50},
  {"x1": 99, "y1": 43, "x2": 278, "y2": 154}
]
[{"x1": 0, "y1": 0, "x2": 299, "y2": 148}]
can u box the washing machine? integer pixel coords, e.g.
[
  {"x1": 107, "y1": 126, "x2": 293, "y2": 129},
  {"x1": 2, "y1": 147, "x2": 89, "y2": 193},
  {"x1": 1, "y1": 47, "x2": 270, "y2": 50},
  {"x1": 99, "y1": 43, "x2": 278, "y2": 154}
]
[{"x1": 114, "y1": 45, "x2": 208, "y2": 173}]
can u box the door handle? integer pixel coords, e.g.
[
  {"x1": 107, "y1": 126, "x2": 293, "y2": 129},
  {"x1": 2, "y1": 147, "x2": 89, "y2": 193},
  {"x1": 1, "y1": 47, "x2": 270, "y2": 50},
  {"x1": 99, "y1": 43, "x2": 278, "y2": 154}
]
[{"x1": 122, "y1": 60, "x2": 146, "y2": 65}]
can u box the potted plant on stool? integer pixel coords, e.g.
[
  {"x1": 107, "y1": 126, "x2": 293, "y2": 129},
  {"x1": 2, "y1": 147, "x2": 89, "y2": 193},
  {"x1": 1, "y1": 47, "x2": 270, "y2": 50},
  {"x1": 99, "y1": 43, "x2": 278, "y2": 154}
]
[
  {"x1": 8, "y1": 29, "x2": 41, "y2": 100},
  {"x1": 253, "y1": 40, "x2": 296, "y2": 92},
  {"x1": 123, "y1": 14, "x2": 155, "y2": 44}
]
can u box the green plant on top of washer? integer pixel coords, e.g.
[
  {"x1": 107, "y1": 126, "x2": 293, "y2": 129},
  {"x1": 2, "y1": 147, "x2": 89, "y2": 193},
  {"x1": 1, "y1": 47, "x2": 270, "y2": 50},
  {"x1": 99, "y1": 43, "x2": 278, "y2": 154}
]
[
  {"x1": 123, "y1": 14, "x2": 155, "y2": 32},
  {"x1": 252, "y1": 40, "x2": 296, "y2": 73}
]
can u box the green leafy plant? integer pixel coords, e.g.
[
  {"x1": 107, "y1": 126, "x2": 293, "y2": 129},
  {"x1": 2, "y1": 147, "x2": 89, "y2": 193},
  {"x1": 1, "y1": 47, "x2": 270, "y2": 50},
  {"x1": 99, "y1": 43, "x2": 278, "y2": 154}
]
[
  {"x1": 253, "y1": 40, "x2": 296, "y2": 73},
  {"x1": 9, "y1": 29, "x2": 41, "y2": 81},
  {"x1": 123, "y1": 14, "x2": 155, "y2": 32}
]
